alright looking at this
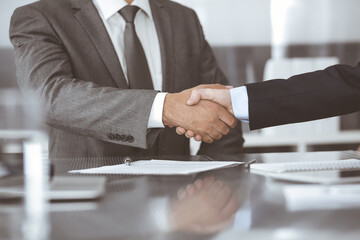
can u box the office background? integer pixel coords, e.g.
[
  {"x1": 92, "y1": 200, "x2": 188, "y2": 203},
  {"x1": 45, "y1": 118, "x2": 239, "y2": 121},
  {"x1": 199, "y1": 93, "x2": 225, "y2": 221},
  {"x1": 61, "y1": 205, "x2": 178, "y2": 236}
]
[{"x1": 0, "y1": 0, "x2": 359, "y2": 152}]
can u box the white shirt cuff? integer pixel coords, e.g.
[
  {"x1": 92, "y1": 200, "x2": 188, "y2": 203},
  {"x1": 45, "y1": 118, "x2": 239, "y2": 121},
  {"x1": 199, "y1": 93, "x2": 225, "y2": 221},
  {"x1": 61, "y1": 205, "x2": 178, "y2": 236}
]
[
  {"x1": 230, "y1": 86, "x2": 249, "y2": 122},
  {"x1": 147, "y1": 92, "x2": 167, "y2": 128}
]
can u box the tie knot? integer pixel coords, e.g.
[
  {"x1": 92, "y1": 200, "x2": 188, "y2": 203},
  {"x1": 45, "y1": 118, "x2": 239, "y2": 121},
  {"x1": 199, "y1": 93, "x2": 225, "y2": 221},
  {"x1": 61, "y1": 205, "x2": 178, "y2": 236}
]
[{"x1": 119, "y1": 5, "x2": 140, "y2": 23}]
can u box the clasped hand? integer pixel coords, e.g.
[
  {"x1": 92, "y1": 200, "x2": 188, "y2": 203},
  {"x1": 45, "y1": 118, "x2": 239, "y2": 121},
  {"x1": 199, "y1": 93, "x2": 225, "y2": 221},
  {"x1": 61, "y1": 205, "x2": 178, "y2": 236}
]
[{"x1": 162, "y1": 84, "x2": 234, "y2": 143}]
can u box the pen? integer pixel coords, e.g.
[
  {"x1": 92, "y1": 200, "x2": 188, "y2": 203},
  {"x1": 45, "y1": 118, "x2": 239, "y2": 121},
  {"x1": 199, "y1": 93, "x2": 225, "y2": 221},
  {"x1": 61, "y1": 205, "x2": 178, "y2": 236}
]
[
  {"x1": 123, "y1": 156, "x2": 132, "y2": 166},
  {"x1": 245, "y1": 159, "x2": 257, "y2": 169}
]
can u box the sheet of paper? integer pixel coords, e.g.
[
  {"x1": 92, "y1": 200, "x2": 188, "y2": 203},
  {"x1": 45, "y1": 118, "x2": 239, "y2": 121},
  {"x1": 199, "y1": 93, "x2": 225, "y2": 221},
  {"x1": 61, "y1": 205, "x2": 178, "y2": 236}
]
[
  {"x1": 69, "y1": 160, "x2": 243, "y2": 175},
  {"x1": 284, "y1": 185, "x2": 360, "y2": 212}
]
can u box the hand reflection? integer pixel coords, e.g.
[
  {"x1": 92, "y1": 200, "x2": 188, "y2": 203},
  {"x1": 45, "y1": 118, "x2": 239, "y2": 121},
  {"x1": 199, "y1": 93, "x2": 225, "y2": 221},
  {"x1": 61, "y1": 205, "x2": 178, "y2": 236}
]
[{"x1": 169, "y1": 176, "x2": 240, "y2": 234}]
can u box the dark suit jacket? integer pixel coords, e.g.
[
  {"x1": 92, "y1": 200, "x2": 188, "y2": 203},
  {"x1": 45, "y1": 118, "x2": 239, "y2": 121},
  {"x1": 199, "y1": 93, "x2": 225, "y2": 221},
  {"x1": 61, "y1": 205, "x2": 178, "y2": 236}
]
[
  {"x1": 10, "y1": 0, "x2": 244, "y2": 158},
  {"x1": 246, "y1": 63, "x2": 360, "y2": 130}
]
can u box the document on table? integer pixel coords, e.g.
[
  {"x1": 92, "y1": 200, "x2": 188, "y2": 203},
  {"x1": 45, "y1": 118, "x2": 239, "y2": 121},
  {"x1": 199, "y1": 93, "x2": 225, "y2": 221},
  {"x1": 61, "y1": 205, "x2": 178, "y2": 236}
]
[{"x1": 69, "y1": 160, "x2": 244, "y2": 175}]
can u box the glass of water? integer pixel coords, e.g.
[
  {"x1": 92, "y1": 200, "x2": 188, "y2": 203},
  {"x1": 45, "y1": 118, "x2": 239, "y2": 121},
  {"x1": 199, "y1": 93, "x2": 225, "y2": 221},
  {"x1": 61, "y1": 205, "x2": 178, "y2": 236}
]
[{"x1": 0, "y1": 88, "x2": 49, "y2": 240}]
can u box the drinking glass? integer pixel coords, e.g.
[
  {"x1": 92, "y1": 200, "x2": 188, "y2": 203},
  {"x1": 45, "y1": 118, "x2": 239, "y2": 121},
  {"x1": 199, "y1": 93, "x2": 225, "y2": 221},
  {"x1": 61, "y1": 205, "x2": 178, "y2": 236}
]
[{"x1": 0, "y1": 88, "x2": 49, "y2": 240}]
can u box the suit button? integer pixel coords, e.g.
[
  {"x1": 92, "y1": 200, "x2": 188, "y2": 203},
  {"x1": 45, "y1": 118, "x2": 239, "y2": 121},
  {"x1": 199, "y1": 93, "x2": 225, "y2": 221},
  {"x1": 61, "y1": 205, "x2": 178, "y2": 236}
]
[
  {"x1": 127, "y1": 136, "x2": 134, "y2": 143},
  {"x1": 107, "y1": 134, "x2": 115, "y2": 140},
  {"x1": 120, "y1": 135, "x2": 127, "y2": 141},
  {"x1": 115, "y1": 134, "x2": 122, "y2": 141}
]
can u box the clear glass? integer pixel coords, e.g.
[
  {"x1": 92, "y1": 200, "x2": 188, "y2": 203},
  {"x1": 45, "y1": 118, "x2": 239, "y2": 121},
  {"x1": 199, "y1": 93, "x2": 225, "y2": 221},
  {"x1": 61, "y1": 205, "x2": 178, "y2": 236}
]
[{"x1": 0, "y1": 88, "x2": 49, "y2": 240}]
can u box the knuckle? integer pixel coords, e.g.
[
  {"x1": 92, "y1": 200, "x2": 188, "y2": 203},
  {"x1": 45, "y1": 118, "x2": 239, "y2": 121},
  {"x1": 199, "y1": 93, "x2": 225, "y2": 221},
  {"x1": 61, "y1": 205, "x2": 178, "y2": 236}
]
[
  {"x1": 195, "y1": 135, "x2": 202, "y2": 141},
  {"x1": 229, "y1": 118, "x2": 237, "y2": 127},
  {"x1": 204, "y1": 136, "x2": 213, "y2": 143},
  {"x1": 214, "y1": 133, "x2": 222, "y2": 140},
  {"x1": 176, "y1": 128, "x2": 184, "y2": 135}
]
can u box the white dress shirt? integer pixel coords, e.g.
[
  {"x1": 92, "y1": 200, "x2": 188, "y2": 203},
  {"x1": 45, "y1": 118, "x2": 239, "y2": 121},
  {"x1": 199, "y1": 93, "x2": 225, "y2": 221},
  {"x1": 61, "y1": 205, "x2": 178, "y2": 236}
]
[
  {"x1": 93, "y1": 0, "x2": 166, "y2": 128},
  {"x1": 230, "y1": 86, "x2": 250, "y2": 121}
]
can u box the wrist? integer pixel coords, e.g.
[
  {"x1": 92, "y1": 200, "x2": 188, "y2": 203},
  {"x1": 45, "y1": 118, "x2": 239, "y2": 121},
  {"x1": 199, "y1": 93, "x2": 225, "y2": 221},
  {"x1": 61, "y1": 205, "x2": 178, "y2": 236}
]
[{"x1": 162, "y1": 93, "x2": 175, "y2": 126}]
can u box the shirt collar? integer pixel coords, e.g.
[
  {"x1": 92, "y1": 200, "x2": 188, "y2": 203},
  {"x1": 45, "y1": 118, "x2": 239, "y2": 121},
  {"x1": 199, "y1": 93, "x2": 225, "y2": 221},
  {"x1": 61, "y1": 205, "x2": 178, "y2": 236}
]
[{"x1": 93, "y1": 0, "x2": 153, "y2": 20}]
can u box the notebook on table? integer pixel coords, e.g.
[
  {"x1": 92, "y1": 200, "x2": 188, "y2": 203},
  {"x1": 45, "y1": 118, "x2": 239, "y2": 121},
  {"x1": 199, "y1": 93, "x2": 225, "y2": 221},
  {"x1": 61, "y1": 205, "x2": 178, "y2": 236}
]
[{"x1": 250, "y1": 159, "x2": 360, "y2": 184}]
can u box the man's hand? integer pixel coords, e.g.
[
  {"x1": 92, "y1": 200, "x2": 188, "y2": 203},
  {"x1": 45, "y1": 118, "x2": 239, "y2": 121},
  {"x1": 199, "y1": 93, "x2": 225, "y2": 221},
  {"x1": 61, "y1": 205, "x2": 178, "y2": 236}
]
[
  {"x1": 187, "y1": 88, "x2": 233, "y2": 113},
  {"x1": 176, "y1": 88, "x2": 233, "y2": 141},
  {"x1": 163, "y1": 85, "x2": 237, "y2": 143}
]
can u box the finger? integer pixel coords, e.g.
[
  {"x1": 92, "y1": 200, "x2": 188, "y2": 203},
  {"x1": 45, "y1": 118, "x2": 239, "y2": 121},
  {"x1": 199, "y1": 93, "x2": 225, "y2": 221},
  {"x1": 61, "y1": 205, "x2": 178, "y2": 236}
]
[
  {"x1": 188, "y1": 89, "x2": 218, "y2": 106},
  {"x1": 202, "y1": 135, "x2": 214, "y2": 144},
  {"x1": 176, "y1": 127, "x2": 186, "y2": 135},
  {"x1": 207, "y1": 128, "x2": 223, "y2": 141},
  {"x1": 187, "y1": 89, "x2": 202, "y2": 105},
  {"x1": 185, "y1": 130, "x2": 195, "y2": 138},
  {"x1": 213, "y1": 121, "x2": 230, "y2": 136},
  {"x1": 214, "y1": 185, "x2": 232, "y2": 207},
  {"x1": 207, "y1": 180, "x2": 224, "y2": 194},
  {"x1": 203, "y1": 176, "x2": 215, "y2": 186},
  {"x1": 177, "y1": 188, "x2": 187, "y2": 200},
  {"x1": 186, "y1": 184, "x2": 196, "y2": 196},
  {"x1": 209, "y1": 182, "x2": 230, "y2": 210},
  {"x1": 194, "y1": 179, "x2": 203, "y2": 189},
  {"x1": 218, "y1": 108, "x2": 237, "y2": 128},
  {"x1": 194, "y1": 135, "x2": 202, "y2": 141},
  {"x1": 219, "y1": 195, "x2": 240, "y2": 219}
]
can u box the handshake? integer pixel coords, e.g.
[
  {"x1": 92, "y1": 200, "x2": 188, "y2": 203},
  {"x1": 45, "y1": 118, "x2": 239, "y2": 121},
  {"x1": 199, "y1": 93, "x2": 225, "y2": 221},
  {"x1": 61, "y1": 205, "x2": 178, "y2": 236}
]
[{"x1": 162, "y1": 84, "x2": 235, "y2": 144}]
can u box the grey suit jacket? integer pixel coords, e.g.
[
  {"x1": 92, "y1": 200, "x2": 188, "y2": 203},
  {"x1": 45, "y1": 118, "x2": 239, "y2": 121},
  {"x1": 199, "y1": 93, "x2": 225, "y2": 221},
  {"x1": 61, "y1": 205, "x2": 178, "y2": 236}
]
[{"x1": 10, "y1": 0, "x2": 244, "y2": 158}]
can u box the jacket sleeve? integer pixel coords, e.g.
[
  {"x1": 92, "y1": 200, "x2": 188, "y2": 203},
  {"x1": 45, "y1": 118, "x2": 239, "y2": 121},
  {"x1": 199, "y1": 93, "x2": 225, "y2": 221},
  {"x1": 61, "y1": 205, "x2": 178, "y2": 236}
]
[
  {"x1": 246, "y1": 63, "x2": 360, "y2": 130},
  {"x1": 9, "y1": 6, "x2": 160, "y2": 149}
]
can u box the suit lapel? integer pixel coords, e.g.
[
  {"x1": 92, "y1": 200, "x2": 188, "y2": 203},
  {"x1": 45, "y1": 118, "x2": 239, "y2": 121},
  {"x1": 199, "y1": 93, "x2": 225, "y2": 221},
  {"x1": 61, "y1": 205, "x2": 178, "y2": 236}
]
[
  {"x1": 149, "y1": 0, "x2": 175, "y2": 92},
  {"x1": 71, "y1": 0, "x2": 128, "y2": 88}
]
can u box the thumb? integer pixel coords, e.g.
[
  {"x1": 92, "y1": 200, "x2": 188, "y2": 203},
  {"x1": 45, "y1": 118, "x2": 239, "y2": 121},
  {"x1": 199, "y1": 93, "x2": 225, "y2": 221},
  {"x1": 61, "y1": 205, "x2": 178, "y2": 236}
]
[{"x1": 187, "y1": 89, "x2": 202, "y2": 105}]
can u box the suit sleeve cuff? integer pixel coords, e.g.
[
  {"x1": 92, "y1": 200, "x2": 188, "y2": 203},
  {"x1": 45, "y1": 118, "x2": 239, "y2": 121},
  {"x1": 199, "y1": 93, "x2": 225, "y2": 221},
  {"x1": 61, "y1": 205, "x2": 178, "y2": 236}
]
[
  {"x1": 230, "y1": 86, "x2": 249, "y2": 122},
  {"x1": 147, "y1": 92, "x2": 167, "y2": 128}
]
